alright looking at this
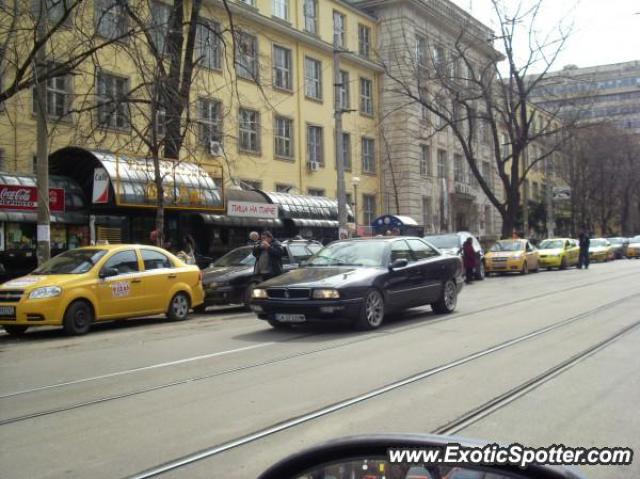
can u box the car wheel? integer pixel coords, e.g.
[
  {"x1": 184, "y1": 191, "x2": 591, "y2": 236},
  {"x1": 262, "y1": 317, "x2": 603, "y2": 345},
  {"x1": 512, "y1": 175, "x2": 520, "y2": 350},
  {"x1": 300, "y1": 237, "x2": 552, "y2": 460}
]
[
  {"x1": 3, "y1": 325, "x2": 28, "y2": 336},
  {"x1": 475, "y1": 262, "x2": 485, "y2": 280},
  {"x1": 267, "y1": 319, "x2": 292, "y2": 330},
  {"x1": 354, "y1": 289, "x2": 385, "y2": 330},
  {"x1": 63, "y1": 300, "x2": 93, "y2": 335},
  {"x1": 243, "y1": 283, "x2": 259, "y2": 311},
  {"x1": 432, "y1": 280, "x2": 457, "y2": 314},
  {"x1": 167, "y1": 292, "x2": 190, "y2": 321},
  {"x1": 520, "y1": 261, "x2": 528, "y2": 275},
  {"x1": 560, "y1": 257, "x2": 568, "y2": 270}
]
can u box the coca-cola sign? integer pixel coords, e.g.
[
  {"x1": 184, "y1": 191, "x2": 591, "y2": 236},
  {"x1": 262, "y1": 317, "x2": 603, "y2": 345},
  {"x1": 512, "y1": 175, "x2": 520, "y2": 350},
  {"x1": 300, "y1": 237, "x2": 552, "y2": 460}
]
[{"x1": 0, "y1": 185, "x2": 65, "y2": 212}]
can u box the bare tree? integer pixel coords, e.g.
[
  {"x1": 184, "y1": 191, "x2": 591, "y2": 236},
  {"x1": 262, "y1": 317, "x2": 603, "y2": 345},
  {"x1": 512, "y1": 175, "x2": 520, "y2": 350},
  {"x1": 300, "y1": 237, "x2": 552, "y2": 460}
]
[{"x1": 380, "y1": 0, "x2": 575, "y2": 237}]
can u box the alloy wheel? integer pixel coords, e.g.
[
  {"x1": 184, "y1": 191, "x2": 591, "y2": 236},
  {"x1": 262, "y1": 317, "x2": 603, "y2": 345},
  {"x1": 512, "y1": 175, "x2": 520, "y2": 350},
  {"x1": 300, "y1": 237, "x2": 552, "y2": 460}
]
[{"x1": 365, "y1": 291, "x2": 384, "y2": 328}]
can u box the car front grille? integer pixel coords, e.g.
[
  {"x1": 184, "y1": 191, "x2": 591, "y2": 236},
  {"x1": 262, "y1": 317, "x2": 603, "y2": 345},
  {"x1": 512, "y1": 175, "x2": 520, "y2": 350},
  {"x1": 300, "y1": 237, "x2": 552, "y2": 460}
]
[
  {"x1": 267, "y1": 288, "x2": 311, "y2": 300},
  {"x1": 0, "y1": 290, "x2": 23, "y2": 303}
]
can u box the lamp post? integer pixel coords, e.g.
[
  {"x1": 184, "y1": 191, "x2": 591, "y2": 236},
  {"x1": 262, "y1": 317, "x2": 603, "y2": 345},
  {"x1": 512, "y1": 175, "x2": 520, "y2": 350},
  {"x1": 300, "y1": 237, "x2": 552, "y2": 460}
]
[{"x1": 352, "y1": 176, "x2": 360, "y2": 236}]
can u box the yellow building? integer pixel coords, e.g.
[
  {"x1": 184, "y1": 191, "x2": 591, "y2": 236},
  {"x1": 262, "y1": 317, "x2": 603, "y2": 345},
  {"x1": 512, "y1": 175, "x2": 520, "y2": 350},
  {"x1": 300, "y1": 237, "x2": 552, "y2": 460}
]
[{"x1": 0, "y1": 0, "x2": 383, "y2": 238}]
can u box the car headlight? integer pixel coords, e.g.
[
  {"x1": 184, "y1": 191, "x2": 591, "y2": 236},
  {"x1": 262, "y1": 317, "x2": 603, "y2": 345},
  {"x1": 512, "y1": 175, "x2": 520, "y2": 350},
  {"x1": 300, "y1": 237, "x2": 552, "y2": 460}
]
[
  {"x1": 312, "y1": 289, "x2": 340, "y2": 299},
  {"x1": 29, "y1": 286, "x2": 62, "y2": 299},
  {"x1": 251, "y1": 288, "x2": 268, "y2": 299},
  {"x1": 512, "y1": 254, "x2": 522, "y2": 260},
  {"x1": 206, "y1": 281, "x2": 226, "y2": 289}
]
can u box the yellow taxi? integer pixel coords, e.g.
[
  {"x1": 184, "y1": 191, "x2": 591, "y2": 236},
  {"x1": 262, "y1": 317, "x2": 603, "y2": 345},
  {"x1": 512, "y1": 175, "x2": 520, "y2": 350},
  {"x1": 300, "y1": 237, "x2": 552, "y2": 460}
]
[
  {"x1": 588, "y1": 238, "x2": 614, "y2": 262},
  {"x1": 627, "y1": 235, "x2": 640, "y2": 258},
  {"x1": 537, "y1": 238, "x2": 580, "y2": 270},
  {"x1": 484, "y1": 239, "x2": 539, "y2": 275},
  {"x1": 0, "y1": 245, "x2": 204, "y2": 336}
]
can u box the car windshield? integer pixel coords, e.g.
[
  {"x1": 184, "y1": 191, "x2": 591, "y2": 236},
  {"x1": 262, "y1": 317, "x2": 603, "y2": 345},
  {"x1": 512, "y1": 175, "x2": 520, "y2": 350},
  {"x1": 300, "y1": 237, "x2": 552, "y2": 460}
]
[
  {"x1": 539, "y1": 239, "x2": 565, "y2": 249},
  {"x1": 424, "y1": 234, "x2": 459, "y2": 249},
  {"x1": 212, "y1": 247, "x2": 256, "y2": 267},
  {"x1": 608, "y1": 238, "x2": 623, "y2": 244},
  {"x1": 32, "y1": 249, "x2": 108, "y2": 275},
  {"x1": 490, "y1": 241, "x2": 524, "y2": 252},
  {"x1": 308, "y1": 240, "x2": 387, "y2": 267},
  {"x1": 590, "y1": 239, "x2": 608, "y2": 247}
]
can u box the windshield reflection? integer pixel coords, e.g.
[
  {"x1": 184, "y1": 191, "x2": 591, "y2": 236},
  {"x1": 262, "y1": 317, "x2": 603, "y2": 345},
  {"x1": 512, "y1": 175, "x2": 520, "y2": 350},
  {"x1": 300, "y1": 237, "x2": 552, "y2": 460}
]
[
  {"x1": 32, "y1": 249, "x2": 108, "y2": 275},
  {"x1": 213, "y1": 247, "x2": 256, "y2": 267},
  {"x1": 308, "y1": 241, "x2": 387, "y2": 267}
]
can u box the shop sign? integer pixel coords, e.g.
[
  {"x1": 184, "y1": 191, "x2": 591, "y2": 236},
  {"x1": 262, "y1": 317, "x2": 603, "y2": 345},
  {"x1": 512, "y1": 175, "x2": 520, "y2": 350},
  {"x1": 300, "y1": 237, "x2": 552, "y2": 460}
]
[
  {"x1": 92, "y1": 168, "x2": 110, "y2": 204},
  {"x1": 0, "y1": 185, "x2": 65, "y2": 212},
  {"x1": 227, "y1": 200, "x2": 279, "y2": 219}
]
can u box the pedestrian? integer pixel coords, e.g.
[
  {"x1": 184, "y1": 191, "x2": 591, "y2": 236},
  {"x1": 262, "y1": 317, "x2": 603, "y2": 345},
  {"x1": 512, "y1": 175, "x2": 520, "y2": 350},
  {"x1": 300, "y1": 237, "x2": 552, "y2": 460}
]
[
  {"x1": 578, "y1": 230, "x2": 590, "y2": 269},
  {"x1": 462, "y1": 237, "x2": 477, "y2": 284},
  {"x1": 252, "y1": 230, "x2": 284, "y2": 281}
]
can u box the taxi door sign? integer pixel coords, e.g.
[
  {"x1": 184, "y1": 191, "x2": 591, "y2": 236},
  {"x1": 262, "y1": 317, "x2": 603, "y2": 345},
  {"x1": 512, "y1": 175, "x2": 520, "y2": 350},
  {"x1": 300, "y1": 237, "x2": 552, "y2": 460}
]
[{"x1": 111, "y1": 281, "x2": 131, "y2": 297}]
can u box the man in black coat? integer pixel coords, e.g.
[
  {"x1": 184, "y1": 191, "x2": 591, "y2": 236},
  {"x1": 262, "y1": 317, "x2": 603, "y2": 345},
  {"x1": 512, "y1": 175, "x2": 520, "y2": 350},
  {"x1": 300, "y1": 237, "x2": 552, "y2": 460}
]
[
  {"x1": 578, "y1": 231, "x2": 590, "y2": 269},
  {"x1": 253, "y1": 230, "x2": 284, "y2": 280}
]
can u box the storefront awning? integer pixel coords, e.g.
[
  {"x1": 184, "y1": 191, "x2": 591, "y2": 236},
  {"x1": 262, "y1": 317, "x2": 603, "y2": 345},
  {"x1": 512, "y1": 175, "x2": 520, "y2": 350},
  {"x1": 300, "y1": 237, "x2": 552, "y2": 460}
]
[
  {"x1": 199, "y1": 214, "x2": 283, "y2": 228},
  {"x1": 291, "y1": 218, "x2": 339, "y2": 228},
  {"x1": 0, "y1": 211, "x2": 88, "y2": 224},
  {"x1": 260, "y1": 191, "x2": 353, "y2": 222}
]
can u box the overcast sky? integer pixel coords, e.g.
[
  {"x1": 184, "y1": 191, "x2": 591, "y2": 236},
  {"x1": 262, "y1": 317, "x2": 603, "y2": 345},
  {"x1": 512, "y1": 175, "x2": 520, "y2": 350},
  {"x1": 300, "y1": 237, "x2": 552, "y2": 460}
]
[{"x1": 450, "y1": 0, "x2": 640, "y2": 73}]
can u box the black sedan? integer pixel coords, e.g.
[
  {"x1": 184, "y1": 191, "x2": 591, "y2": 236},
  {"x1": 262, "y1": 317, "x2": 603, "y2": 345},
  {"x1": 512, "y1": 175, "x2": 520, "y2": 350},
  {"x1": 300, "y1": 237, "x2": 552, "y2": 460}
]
[
  {"x1": 198, "y1": 239, "x2": 322, "y2": 310},
  {"x1": 250, "y1": 237, "x2": 464, "y2": 330},
  {"x1": 424, "y1": 231, "x2": 485, "y2": 280}
]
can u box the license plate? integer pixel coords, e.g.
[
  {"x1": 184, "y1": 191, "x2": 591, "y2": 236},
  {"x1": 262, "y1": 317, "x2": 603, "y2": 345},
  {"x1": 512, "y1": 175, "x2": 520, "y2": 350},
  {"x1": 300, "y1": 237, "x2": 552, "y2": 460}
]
[
  {"x1": 274, "y1": 313, "x2": 306, "y2": 323},
  {"x1": 0, "y1": 306, "x2": 16, "y2": 317}
]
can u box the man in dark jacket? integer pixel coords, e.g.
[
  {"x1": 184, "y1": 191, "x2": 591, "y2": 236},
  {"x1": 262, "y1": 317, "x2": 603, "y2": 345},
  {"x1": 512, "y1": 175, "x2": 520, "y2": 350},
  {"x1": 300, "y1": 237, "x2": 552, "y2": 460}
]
[
  {"x1": 462, "y1": 237, "x2": 477, "y2": 284},
  {"x1": 578, "y1": 231, "x2": 590, "y2": 269},
  {"x1": 253, "y1": 230, "x2": 284, "y2": 280}
]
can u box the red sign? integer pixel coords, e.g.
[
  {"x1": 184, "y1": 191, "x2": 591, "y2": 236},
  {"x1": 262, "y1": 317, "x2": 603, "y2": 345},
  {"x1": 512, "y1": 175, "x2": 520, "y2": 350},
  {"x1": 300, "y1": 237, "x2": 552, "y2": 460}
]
[{"x1": 0, "y1": 185, "x2": 65, "y2": 213}]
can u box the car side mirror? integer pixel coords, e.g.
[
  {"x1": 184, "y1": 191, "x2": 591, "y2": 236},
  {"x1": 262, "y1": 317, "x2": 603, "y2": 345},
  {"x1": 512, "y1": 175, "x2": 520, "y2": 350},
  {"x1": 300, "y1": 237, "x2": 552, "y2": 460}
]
[
  {"x1": 99, "y1": 267, "x2": 119, "y2": 279},
  {"x1": 389, "y1": 258, "x2": 408, "y2": 270}
]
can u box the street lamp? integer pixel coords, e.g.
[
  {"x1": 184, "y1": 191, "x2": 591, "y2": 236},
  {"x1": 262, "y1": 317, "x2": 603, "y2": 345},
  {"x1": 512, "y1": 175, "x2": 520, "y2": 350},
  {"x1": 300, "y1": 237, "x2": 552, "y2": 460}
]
[{"x1": 352, "y1": 176, "x2": 360, "y2": 236}]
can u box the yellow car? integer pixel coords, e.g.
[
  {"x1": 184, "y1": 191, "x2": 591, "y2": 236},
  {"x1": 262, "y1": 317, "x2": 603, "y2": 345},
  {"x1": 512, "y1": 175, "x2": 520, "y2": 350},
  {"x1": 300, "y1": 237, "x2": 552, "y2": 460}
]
[
  {"x1": 537, "y1": 238, "x2": 580, "y2": 270},
  {"x1": 484, "y1": 239, "x2": 539, "y2": 275},
  {"x1": 627, "y1": 235, "x2": 640, "y2": 258},
  {"x1": 588, "y1": 238, "x2": 614, "y2": 262},
  {"x1": 0, "y1": 245, "x2": 204, "y2": 336}
]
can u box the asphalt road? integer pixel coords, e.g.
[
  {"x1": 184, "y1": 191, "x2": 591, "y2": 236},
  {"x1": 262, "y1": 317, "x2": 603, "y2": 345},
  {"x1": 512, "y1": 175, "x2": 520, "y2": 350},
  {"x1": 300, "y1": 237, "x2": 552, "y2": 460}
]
[{"x1": 1, "y1": 259, "x2": 639, "y2": 479}]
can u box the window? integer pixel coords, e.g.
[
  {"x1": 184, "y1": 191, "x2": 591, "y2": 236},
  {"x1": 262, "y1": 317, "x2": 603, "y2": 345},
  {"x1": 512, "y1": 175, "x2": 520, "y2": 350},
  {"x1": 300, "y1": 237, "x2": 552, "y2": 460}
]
[
  {"x1": 390, "y1": 240, "x2": 414, "y2": 263},
  {"x1": 362, "y1": 137, "x2": 375, "y2": 173},
  {"x1": 337, "y1": 70, "x2": 349, "y2": 110},
  {"x1": 407, "y1": 238, "x2": 438, "y2": 259},
  {"x1": 238, "y1": 0, "x2": 255, "y2": 5},
  {"x1": 437, "y1": 149, "x2": 447, "y2": 178},
  {"x1": 0, "y1": 149, "x2": 6, "y2": 171},
  {"x1": 235, "y1": 31, "x2": 258, "y2": 80},
  {"x1": 272, "y1": 0, "x2": 289, "y2": 20},
  {"x1": 198, "y1": 98, "x2": 223, "y2": 145},
  {"x1": 307, "y1": 125, "x2": 324, "y2": 166},
  {"x1": 304, "y1": 57, "x2": 322, "y2": 100},
  {"x1": 40, "y1": 0, "x2": 71, "y2": 25},
  {"x1": 95, "y1": 0, "x2": 128, "y2": 40},
  {"x1": 276, "y1": 183, "x2": 293, "y2": 193},
  {"x1": 150, "y1": 1, "x2": 171, "y2": 54},
  {"x1": 5, "y1": 223, "x2": 36, "y2": 250},
  {"x1": 32, "y1": 67, "x2": 71, "y2": 119},
  {"x1": 420, "y1": 89, "x2": 430, "y2": 122},
  {"x1": 238, "y1": 108, "x2": 260, "y2": 152},
  {"x1": 273, "y1": 45, "x2": 292, "y2": 90},
  {"x1": 101, "y1": 250, "x2": 139, "y2": 275},
  {"x1": 432, "y1": 45, "x2": 446, "y2": 74},
  {"x1": 274, "y1": 116, "x2": 293, "y2": 158},
  {"x1": 420, "y1": 145, "x2": 431, "y2": 176},
  {"x1": 308, "y1": 188, "x2": 325, "y2": 197},
  {"x1": 422, "y1": 196, "x2": 432, "y2": 227},
  {"x1": 337, "y1": 132, "x2": 351, "y2": 170},
  {"x1": 358, "y1": 24, "x2": 371, "y2": 57},
  {"x1": 155, "y1": 108, "x2": 166, "y2": 138},
  {"x1": 142, "y1": 249, "x2": 173, "y2": 270},
  {"x1": 242, "y1": 179, "x2": 262, "y2": 190},
  {"x1": 454, "y1": 154, "x2": 464, "y2": 182},
  {"x1": 502, "y1": 134, "x2": 510, "y2": 159},
  {"x1": 416, "y1": 36, "x2": 427, "y2": 67},
  {"x1": 97, "y1": 72, "x2": 129, "y2": 129},
  {"x1": 362, "y1": 194, "x2": 376, "y2": 227},
  {"x1": 333, "y1": 11, "x2": 346, "y2": 48},
  {"x1": 303, "y1": 0, "x2": 318, "y2": 34},
  {"x1": 360, "y1": 78, "x2": 373, "y2": 115},
  {"x1": 195, "y1": 20, "x2": 221, "y2": 70}
]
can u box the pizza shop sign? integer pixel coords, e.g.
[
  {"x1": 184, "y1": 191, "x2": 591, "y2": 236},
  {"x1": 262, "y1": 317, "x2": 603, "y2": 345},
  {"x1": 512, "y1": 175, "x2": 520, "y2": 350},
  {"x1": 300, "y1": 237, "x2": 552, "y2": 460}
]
[{"x1": 0, "y1": 185, "x2": 65, "y2": 213}]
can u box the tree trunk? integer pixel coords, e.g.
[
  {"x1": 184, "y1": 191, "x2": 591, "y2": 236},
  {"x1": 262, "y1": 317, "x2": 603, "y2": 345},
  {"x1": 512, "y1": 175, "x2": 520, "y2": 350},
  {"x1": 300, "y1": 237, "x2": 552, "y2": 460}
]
[{"x1": 153, "y1": 152, "x2": 164, "y2": 246}]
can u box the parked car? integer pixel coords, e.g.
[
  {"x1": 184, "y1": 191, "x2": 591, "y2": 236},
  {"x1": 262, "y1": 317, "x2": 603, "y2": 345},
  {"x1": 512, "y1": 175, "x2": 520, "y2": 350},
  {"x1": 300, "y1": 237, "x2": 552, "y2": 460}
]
[
  {"x1": 424, "y1": 232, "x2": 485, "y2": 280},
  {"x1": 484, "y1": 239, "x2": 539, "y2": 275},
  {"x1": 607, "y1": 237, "x2": 629, "y2": 259},
  {"x1": 0, "y1": 245, "x2": 204, "y2": 336},
  {"x1": 627, "y1": 235, "x2": 640, "y2": 258},
  {"x1": 588, "y1": 238, "x2": 614, "y2": 262},
  {"x1": 537, "y1": 238, "x2": 580, "y2": 270},
  {"x1": 250, "y1": 237, "x2": 464, "y2": 331},
  {"x1": 199, "y1": 239, "x2": 323, "y2": 310}
]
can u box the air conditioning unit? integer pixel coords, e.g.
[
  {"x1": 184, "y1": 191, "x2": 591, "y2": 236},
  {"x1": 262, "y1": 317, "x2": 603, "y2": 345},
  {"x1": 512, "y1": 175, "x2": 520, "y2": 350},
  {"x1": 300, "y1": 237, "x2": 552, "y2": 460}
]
[
  {"x1": 307, "y1": 161, "x2": 320, "y2": 171},
  {"x1": 208, "y1": 141, "x2": 223, "y2": 156}
]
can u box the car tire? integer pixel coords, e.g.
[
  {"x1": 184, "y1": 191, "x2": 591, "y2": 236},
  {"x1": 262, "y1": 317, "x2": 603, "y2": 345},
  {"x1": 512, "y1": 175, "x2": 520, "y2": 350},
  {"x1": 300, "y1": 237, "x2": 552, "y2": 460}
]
[
  {"x1": 560, "y1": 257, "x2": 568, "y2": 270},
  {"x1": 167, "y1": 292, "x2": 190, "y2": 321},
  {"x1": 63, "y1": 300, "x2": 94, "y2": 335},
  {"x1": 3, "y1": 325, "x2": 28, "y2": 336},
  {"x1": 267, "y1": 319, "x2": 292, "y2": 330},
  {"x1": 353, "y1": 289, "x2": 385, "y2": 330},
  {"x1": 520, "y1": 262, "x2": 528, "y2": 275},
  {"x1": 475, "y1": 262, "x2": 485, "y2": 281},
  {"x1": 432, "y1": 280, "x2": 457, "y2": 314},
  {"x1": 242, "y1": 283, "x2": 259, "y2": 311}
]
